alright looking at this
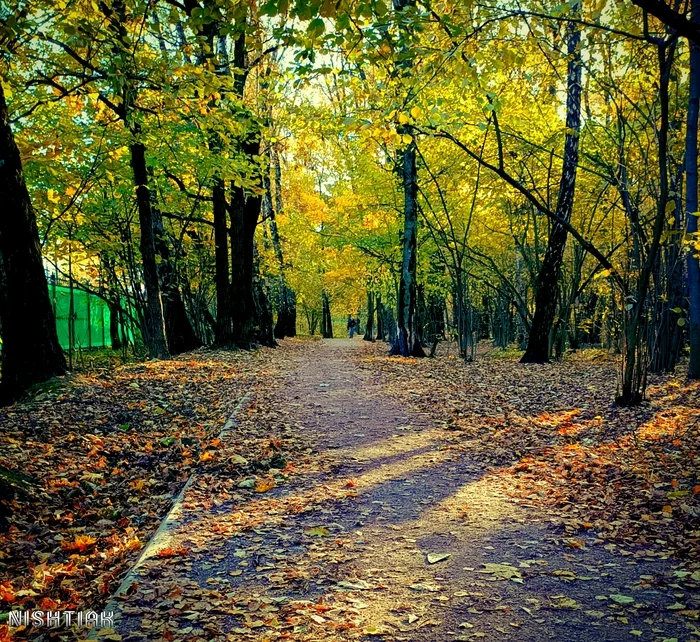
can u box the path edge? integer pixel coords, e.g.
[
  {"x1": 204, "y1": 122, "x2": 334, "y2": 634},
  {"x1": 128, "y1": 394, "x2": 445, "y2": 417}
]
[{"x1": 90, "y1": 390, "x2": 253, "y2": 635}]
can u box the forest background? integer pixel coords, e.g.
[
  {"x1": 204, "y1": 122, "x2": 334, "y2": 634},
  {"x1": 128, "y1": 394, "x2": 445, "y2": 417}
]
[{"x1": 2, "y1": 0, "x2": 700, "y2": 408}]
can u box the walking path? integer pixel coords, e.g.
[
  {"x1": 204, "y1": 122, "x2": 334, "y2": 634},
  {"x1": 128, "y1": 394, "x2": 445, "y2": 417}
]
[{"x1": 104, "y1": 339, "x2": 688, "y2": 642}]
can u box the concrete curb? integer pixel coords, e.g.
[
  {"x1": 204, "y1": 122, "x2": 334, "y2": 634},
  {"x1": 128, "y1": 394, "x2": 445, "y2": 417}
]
[{"x1": 90, "y1": 391, "x2": 253, "y2": 635}]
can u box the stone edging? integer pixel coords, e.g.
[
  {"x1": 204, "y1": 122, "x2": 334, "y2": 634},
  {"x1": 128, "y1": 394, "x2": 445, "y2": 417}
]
[{"x1": 89, "y1": 390, "x2": 253, "y2": 636}]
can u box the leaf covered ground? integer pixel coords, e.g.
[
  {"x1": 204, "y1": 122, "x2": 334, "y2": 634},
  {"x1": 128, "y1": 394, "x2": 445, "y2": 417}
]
[
  {"x1": 2, "y1": 339, "x2": 700, "y2": 642},
  {"x1": 0, "y1": 348, "x2": 272, "y2": 638}
]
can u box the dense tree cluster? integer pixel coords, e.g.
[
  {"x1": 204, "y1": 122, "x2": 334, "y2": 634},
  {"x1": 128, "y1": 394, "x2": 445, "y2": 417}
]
[{"x1": 2, "y1": 0, "x2": 700, "y2": 405}]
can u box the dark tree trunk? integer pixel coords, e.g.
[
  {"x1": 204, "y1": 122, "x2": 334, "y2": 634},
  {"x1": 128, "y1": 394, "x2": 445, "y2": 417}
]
[
  {"x1": 0, "y1": 80, "x2": 66, "y2": 404},
  {"x1": 265, "y1": 145, "x2": 297, "y2": 340},
  {"x1": 385, "y1": 306, "x2": 398, "y2": 344},
  {"x1": 376, "y1": 296, "x2": 385, "y2": 341},
  {"x1": 619, "y1": 41, "x2": 675, "y2": 405},
  {"x1": 364, "y1": 291, "x2": 375, "y2": 341},
  {"x1": 252, "y1": 245, "x2": 276, "y2": 347},
  {"x1": 321, "y1": 291, "x2": 333, "y2": 338},
  {"x1": 273, "y1": 286, "x2": 296, "y2": 338},
  {"x1": 97, "y1": 0, "x2": 168, "y2": 359},
  {"x1": 649, "y1": 169, "x2": 684, "y2": 374},
  {"x1": 306, "y1": 308, "x2": 319, "y2": 336},
  {"x1": 229, "y1": 144, "x2": 262, "y2": 348},
  {"x1": 102, "y1": 254, "x2": 123, "y2": 351},
  {"x1": 391, "y1": 139, "x2": 425, "y2": 357},
  {"x1": 151, "y1": 191, "x2": 201, "y2": 355},
  {"x1": 390, "y1": 0, "x2": 424, "y2": 358},
  {"x1": 687, "y1": 0, "x2": 700, "y2": 379},
  {"x1": 109, "y1": 301, "x2": 123, "y2": 351},
  {"x1": 130, "y1": 142, "x2": 170, "y2": 359},
  {"x1": 425, "y1": 294, "x2": 446, "y2": 357},
  {"x1": 521, "y1": 10, "x2": 582, "y2": 364}
]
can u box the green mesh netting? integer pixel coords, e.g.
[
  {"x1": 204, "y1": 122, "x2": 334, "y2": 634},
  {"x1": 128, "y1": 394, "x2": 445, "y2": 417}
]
[{"x1": 51, "y1": 285, "x2": 112, "y2": 350}]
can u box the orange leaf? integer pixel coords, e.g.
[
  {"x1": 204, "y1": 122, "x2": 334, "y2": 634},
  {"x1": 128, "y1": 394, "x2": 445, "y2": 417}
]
[
  {"x1": 156, "y1": 546, "x2": 188, "y2": 558},
  {"x1": 61, "y1": 535, "x2": 96, "y2": 553},
  {"x1": 39, "y1": 597, "x2": 60, "y2": 610},
  {"x1": 0, "y1": 582, "x2": 15, "y2": 603}
]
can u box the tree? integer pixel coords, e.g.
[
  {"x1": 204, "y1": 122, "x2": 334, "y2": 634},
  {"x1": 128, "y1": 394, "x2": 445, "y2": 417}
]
[
  {"x1": 685, "y1": 0, "x2": 700, "y2": 379},
  {"x1": 0, "y1": 79, "x2": 66, "y2": 404},
  {"x1": 390, "y1": 0, "x2": 425, "y2": 357},
  {"x1": 521, "y1": 3, "x2": 583, "y2": 363}
]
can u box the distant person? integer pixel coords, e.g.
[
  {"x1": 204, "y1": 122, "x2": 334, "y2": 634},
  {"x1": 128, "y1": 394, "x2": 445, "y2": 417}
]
[{"x1": 347, "y1": 315, "x2": 356, "y2": 338}]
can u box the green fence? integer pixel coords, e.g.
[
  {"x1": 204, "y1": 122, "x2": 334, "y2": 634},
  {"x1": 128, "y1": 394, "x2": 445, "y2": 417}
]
[{"x1": 50, "y1": 284, "x2": 112, "y2": 350}]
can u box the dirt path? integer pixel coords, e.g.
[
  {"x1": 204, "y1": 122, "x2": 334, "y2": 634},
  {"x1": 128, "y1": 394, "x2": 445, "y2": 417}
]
[{"x1": 108, "y1": 339, "x2": 689, "y2": 642}]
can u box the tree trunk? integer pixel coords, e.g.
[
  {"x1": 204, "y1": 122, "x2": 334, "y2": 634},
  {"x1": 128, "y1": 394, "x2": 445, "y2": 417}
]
[
  {"x1": 229, "y1": 164, "x2": 262, "y2": 348},
  {"x1": 266, "y1": 147, "x2": 297, "y2": 339},
  {"x1": 619, "y1": 41, "x2": 675, "y2": 405},
  {"x1": 687, "y1": 2, "x2": 700, "y2": 378},
  {"x1": 130, "y1": 141, "x2": 169, "y2": 359},
  {"x1": 521, "y1": 8, "x2": 582, "y2": 363},
  {"x1": 0, "y1": 80, "x2": 66, "y2": 404},
  {"x1": 364, "y1": 291, "x2": 375, "y2": 341},
  {"x1": 109, "y1": 301, "x2": 123, "y2": 350},
  {"x1": 321, "y1": 291, "x2": 333, "y2": 338},
  {"x1": 376, "y1": 296, "x2": 385, "y2": 341},
  {"x1": 390, "y1": 0, "x2": 424, "y2": 358},
  {"x1": 391, "y1": 138, "x2": 425, "y2": 357},
  {"x1": 252, "y1": 244, "x2": 276, "y2": 347},
  {"x1": 151, "y1": 191, "x2": 201, "y2": 354}
]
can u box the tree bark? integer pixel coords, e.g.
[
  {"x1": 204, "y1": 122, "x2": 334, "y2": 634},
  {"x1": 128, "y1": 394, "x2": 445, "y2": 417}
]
[
  {"x1": 266, "y1": 145, "x2": 297, "y2": 339},
  {"x1": 390, "y1": 0, "x2": 425, "y2": 358},
  {"x1": 0, "y1": 79, "x2": 66, "y2": 404},
  {"x1": 687, "y1": 0, "x2": 700, "y2": 379},
  {"x1": 321, "y1": 291, "x2": 333, "y2": 338},
  {"x1": 376, "y1": 296, "x2": 385, "y2": 341},
  {"x1": 364, "y1": 291, "x2": 375, "y2": 341},
  {"x1": 391, "y1": 138, "x2": 425, "y2": 357},
  {"x1": 151, "y1": 186, "x2": 201, "y2": 354},
  {"x1": 229, "y1": 140, "x2": 262, "y2": 348},
  {"x1": 618, "y1": 41, "x2": 675, "y2": 405},
  {"x1": 130, "y1": 141, "x2": 170, "y2": 359},
  {"x1": 252, "y1": 244, "x2": 276, "y2": 347},
  {"x1": 521, "y1": 7, "x2": 582, "y2": 363}
]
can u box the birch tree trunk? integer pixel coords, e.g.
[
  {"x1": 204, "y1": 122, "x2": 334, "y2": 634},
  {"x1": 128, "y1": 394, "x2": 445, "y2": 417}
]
[{"x1": 521, "y1": 4, "x2": 582, "y2": 363}]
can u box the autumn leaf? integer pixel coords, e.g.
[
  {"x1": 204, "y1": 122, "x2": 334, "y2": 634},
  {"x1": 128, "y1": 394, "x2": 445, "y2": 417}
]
[
  {"x1": 155, "y1": 546, "x2": 189, "y2": 559},
  {"x1": 61, "y1": 535, "x2": 97, "y2": 553},
  {"x1": 254, "y1": 478, "x2": 276, "y2": 493}
]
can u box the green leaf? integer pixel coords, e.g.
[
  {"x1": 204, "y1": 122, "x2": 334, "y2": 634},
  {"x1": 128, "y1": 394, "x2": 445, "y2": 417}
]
[
  {"x1": 609, "y1": 594, "x2": 634, "y2": 604},
  {"x1": 375, "y1": 0, "x2": 389, "y2": 16},
  {"x1": 307, "y1": 18, "x2": 326, "y2": 39}
]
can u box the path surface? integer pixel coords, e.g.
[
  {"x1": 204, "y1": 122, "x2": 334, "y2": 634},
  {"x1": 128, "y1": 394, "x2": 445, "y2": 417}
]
[{"x1": 107, "y1": 339, "x2": 689, "y2": 642}]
